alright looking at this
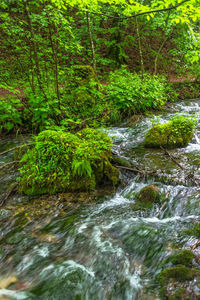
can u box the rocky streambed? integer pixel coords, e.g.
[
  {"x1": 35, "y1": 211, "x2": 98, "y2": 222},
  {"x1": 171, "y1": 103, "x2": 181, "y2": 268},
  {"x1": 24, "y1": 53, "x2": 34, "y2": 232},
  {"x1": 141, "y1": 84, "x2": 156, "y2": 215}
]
[{"x1": 1, "y1": 99, "x2": 200, "y2": 299}]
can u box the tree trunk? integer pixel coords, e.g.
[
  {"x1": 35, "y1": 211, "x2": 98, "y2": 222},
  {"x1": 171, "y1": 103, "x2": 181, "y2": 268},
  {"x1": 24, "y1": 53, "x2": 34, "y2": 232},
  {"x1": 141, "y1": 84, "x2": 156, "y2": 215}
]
[
  {"x1": 135, "y1": 15, "x2": 145, "y2": 80},
  {"x1": 86, "y1": 10, "x2": 98, "y2": 80},
  {"x1": 23, "y1": 0, "x2": 47, "y2": 100}
]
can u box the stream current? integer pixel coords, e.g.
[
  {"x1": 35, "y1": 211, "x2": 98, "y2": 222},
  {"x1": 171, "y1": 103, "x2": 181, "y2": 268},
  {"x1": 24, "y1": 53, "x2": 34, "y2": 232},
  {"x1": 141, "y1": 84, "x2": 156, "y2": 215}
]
[{"x1": 1, "y1": 99, "x2": 200, "y2": 299}]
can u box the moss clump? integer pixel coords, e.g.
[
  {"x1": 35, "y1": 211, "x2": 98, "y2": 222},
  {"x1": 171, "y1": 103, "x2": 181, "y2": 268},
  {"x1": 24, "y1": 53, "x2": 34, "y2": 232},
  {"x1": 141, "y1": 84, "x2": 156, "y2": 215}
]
[
  {"x1": 168, "y1": 250, "x2": 194, "y2": 267},
  {"x1": 145, "y1": 115, "x2": 196, "y2": 149},
  {"x1": 184, "y1": 223, "x2": 200, "y2": 238},
  {"x1": 111, "y1": 155, "x2": 132, "y2": 168},
  {"x1": 104, "y1": 160, "x2": 120, "y2": 185},
  {"x1": 135, "y1": 185, "x2": 160, "y2": 209},
  {"x1": 72, "y1": 65, "x2": 95, "y2": 85},
  {"x1": 158, "y1": 265, "x2": 199, "y2": 285},
  {"x1": 18, "y1": 128, "x2": 120, "y2": 196}
]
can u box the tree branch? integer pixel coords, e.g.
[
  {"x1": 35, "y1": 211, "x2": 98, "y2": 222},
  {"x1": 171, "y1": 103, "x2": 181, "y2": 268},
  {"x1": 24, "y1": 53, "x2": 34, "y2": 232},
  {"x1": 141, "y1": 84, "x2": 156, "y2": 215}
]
[
  {"x1": 115, "y1": 165, "x2": 156, "y2": 175},
  {"x1": 0, "y1": 144, "x2": 32, "y2": 156},
  {"x1": 87, "y1": 0, "x2": 189, "y2": 20},
  {"x1": 0, "y1": 161, "x2": 19, "y2": 170}
]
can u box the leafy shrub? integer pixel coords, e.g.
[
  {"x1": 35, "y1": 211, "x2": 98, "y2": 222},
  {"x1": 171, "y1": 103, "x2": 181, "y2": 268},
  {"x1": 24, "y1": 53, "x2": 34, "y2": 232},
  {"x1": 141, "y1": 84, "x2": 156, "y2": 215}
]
[
  {"x1": 106, "y1": 66, "x2": 171, "y2": 114},
  {"x1": 0, "y1": 97, "x2": 22, "y2": 134},
  {"x1": 18, "y1": 128, "x2": 119, "y2": 195},
  {"x1": 23, "y1": 89, "x2": 64, "y2": 131},
  {"x1": 63, "y1": 78, "x2": 119, "y2": 127}
]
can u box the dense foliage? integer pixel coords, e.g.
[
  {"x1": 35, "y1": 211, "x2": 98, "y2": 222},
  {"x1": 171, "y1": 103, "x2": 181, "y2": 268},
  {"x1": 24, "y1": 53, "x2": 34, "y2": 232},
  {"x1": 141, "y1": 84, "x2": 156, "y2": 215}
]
[
  {"x1": 0, "y1": 97, "x2": 22, "y2": 134},
  {"x1": 106, "y1": 67, "x2": 172, "y2": 114},
  {"x1": 18, "y1": 128, "x2": 120, "y2": 195},
  {"x1": 0, "y1": 0, "x2": 199, "y2": 135}
]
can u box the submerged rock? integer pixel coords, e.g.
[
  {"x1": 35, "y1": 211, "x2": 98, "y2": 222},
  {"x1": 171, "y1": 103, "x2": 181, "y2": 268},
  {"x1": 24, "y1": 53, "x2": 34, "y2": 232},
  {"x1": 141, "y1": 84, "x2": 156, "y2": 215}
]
[
  {"x1": 144, "y1": 115, "x2": 196, "y2": 149},
  {"x1": 134, "y1": 185, "x2": 160, "y2": 209},
  {"x1": 111, "y1": 155, "x2": 132, "y2": 168}
]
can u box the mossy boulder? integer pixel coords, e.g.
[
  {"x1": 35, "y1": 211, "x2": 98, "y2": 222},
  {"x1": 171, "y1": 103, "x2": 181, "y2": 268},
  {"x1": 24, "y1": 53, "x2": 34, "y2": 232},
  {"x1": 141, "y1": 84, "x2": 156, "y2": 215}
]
[
  {"x1": 167, "y1": 250, "x2": 194, "y2": 267},
  {"x1": 72, "y1": 65, "x2": 95, "y2": 85},
  {"x1": 18, "y1": 128, "x2": 120, "y2": 196},
  {"x1": 158, "y1": 265, "x2": 200, "y2": 285},
  {"x1": 145, "y1": 115, "x2": 196, "y2": 149},
  {"x1": 134, "y1": 185, "x2": 160, "y2": 209},
  {"x1": 111, "y1": 155, "x2": 132, "y2": 168}
]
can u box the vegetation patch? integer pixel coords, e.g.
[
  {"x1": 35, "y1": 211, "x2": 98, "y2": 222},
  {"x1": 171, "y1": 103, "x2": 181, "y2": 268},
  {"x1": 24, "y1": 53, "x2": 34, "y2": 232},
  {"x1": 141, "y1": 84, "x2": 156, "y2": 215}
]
[
  {"x1": 0, "y1": 97, "x2": 22, "y2": 134},
  {"x1": 106, "y1": 66, "x2": 173, "y2": 115},
  {"x1": 145, "y1": 115, "x2": 196, "y2": 149},
  {"x1": 18, "y1": 128, "x2": 120, "y2": 196},
  {"x1": 172, "y1": 81, "x2": 200, "y2": 100}
]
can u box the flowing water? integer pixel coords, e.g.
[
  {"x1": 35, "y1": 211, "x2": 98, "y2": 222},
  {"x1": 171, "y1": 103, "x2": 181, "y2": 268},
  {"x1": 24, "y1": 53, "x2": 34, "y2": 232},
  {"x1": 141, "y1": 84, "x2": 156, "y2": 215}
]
[{"x1": 1, "y1": 100, "x2": 200, "y2": 299}]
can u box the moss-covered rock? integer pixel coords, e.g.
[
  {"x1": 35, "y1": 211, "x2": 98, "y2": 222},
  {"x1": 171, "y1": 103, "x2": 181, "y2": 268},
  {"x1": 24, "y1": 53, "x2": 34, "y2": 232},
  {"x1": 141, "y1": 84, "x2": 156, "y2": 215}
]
[
  {"x1": 168, "y1": 250, "x2": 194, "y2": 267},
  {"x1": 72, "y1": 65, "x2": 95, "y2": 85},
  {"x1": 184, "y1": 223, "x2": 200, "y2": 238},
  {"x1": 144, "y1": 115, "x2": 196, "y2": 149},
  {"x1": 134, "y1": 185, "x2": 160, "y2": 209},
  {"x1": 158, "y1": 265, "x2": 199, "y2": 285},
  {"x1": 111, "y1": 155, "x2": 132, "y2": 168},
  {"x1": 18, "y1": 128, "x2": 120, "y2": 196}
]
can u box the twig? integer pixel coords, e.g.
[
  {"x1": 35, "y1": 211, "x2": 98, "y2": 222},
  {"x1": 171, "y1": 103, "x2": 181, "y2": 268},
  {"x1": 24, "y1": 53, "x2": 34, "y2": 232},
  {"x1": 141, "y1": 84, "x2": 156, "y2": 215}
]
[
  {"x1": 156, "y1": 201, "x2": 167, "y2": 217},
  {"x1": 160, "y1": 146, "x2": 185, "y2": 170},
  {"x1": 0, "y1": 143, "x2": 32, "y2": 156},
  {"x1": 115, "y1": 165, "x2": 156, "y2": 175},
  {"x1": 0, "y1": 182, "x2": 18, "y2": 207},
  {"x1": 160, "y1": 146, "x2": 200, "y2": 186},
  {"x1": 191, "y1": 240, "x2": 200, "y2": 250},
  {"x1": 0, "y1": 161, "x2": 19, "y2": 170}
]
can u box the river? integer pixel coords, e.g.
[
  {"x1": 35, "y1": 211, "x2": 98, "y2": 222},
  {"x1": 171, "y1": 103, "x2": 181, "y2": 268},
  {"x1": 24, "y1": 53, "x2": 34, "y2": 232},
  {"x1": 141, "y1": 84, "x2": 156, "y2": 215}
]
[{"x1": 0, "y1": 99, "x2": 200, "y2": 299}]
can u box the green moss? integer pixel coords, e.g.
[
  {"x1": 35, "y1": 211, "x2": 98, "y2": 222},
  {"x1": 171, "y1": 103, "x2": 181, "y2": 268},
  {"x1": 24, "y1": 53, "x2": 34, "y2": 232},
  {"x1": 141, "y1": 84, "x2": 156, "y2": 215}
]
[
  {"x1": 72, "y1": 65, "x2": 95, "y2": 85},
  {"x1": 168, "y1": 250, "x2": 194, "y2": 267},
  {"x1": 111, "y1": 155, "x2": 132, "y2": 168},
  {"x1": 18, "y1": 128, "x2": 119, "y2": 196},
  {"x1": 104, "y1": 160, "x2": 120, "y2": 186},
  {"x1": 145, "y1": 115, "x2": 196, "y2": 149},
  {"x1": 134, "y1": 185, "x2": 160, "y2": 209},
  {"x1": 184, "y1": 223, "x2": 200, "y2": 238},
  {"x1": 13, "y1": 144, "x2": 32, "y2": 161},
  {"x1": 158, "y1": 265, "x2": 200, "y2": 285}
]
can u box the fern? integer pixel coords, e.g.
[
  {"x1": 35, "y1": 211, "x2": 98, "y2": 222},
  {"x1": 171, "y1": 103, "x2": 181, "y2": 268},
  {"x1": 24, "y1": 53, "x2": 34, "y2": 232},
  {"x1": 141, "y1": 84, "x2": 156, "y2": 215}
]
[{"x1": 72, "y1": 159, "x2": 92, "y2": 178}]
